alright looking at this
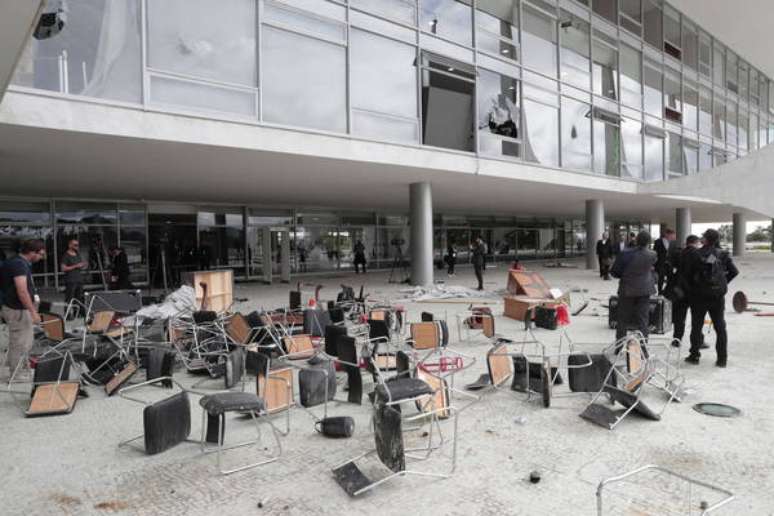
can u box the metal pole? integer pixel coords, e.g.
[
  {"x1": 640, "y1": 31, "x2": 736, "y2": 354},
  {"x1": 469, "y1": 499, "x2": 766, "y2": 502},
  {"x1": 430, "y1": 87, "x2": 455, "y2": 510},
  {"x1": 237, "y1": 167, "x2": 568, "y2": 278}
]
[
  {"x1": 410, "y1": 182, "x2": 433, "y2": 286},
  {"x1": 585, "y1": 200, "x2": 604, "y2": 270}
]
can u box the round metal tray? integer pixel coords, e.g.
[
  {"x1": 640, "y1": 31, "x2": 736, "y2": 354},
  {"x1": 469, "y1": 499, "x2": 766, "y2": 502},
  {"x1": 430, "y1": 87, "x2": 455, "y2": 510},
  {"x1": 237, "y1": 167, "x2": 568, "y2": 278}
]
[{"x1": 693, "y1": 403, "x2": 742, "y2": 418}]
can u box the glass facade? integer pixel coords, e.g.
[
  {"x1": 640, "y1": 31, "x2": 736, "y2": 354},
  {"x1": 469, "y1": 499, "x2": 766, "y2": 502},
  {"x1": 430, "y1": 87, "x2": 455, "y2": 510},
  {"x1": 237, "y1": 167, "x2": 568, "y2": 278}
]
[
  {"x1": 0, "y1": 199, "x2": 597, "y2": 287},
  {"x1": 9, "y1": 0, "x2": 773, "y2": 182}
]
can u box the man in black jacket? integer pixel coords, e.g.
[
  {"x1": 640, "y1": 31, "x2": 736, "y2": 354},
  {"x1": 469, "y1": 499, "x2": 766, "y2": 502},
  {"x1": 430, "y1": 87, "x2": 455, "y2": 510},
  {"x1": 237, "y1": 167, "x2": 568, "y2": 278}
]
[
  {"x1": 471, "y1": 238, "x2": 486, "y2": 291},
  {"x1": 683, "y1": 229, "x2": 739, "y2": 367},
  {"x1": 664, "y1": 234, "x2": 700, "y2": 347},
  {"x1": 595, "y1": 232, "x2": 614, "y2": 280},
  {"x1": 654, "y1": 228, "x2": 676, "y2": 295},
  {"x1": 611, "y1": 231, "x2": 657, "y2": 341}
]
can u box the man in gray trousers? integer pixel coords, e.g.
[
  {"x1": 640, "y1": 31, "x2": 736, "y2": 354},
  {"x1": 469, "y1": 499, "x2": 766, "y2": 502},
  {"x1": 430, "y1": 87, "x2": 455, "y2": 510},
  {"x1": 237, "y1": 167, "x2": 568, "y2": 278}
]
[{"x1": 611, "y1": 231, "x2": 657, "y2": 342}]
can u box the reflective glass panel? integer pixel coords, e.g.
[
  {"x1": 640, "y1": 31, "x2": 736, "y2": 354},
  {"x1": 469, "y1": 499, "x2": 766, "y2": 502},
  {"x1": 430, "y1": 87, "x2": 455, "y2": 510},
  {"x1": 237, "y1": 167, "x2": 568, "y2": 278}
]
[
  {"x1": 592, "y1": 38, "x2": 618, "y2": 100},
  {"x1": 643, "y1": 0, "x2": 662, "y2": 50},
  {"x1": 476, "y1": 0, "x2": 518, "y2": 62},
  {"x1": 148, "y1": 0, "x2": 256, "y2": 86},
  {"x1": 643, "y1": 133, "x2": 664, "y2": 181},
  {"x1": 726, "y1": 101, "x2": 738, "y2": 147},
  {"x1": 699, "y1": 87, "x2": 712, "y2": 136},
  {"x1": 593, "y1": 118, "x2": 620, "y2": 176},
  {"x1": 421, "y1": 56, "x2": 475, "y2": 151},
  {"x1": 666, "y1": 131, "x2": 683, "y2": 175},
  {"x1": 683, "y1": 140, "x2": 698, "y2": 174},
  {"x1": 619, "y1": 44, "x2": 641, "y2": 108},
  {"x1": 351, "y1": 0, "x2": 417, "y2": 26},
  {"x1": 592, "y1": 0, "x2": 616, "y2": 24},
  {"x1": 682, "y1": 21, "x2": 698, "y2": 71},
  {"x1": 713, "y1": 95, "x2": 725, "y2": 140},
  {"x1": 698, "y1": 31, "x2": 711, "y2": 78},
  {"x1": 683, "y1": 80, "x2": 698, "y2": 131},
  {"x1": 420, "y1": 0, "x2": 473, "y2": 46},
  {"x1": 523, "y1": 99, "x2": 559, "y2": 167},
  {"x1": 262, "y1": 26, "x2": 346, "y2": 133},
  {"x1": 522, "y1": 5, "x2": 558, "y2": 78},
  {"x1": 713, "y1": 44, "x2": 724, "y2": 85},
  {"x1": 12, "y1": 0, "x2": 142, "y2": 103},
  {"x1": 559, "y1": 13, "x2": 590, "y2": 90},
  {"x1": 621, "y1": 118, "x2": 642, "y2": 179},
  {"x1": 643, "y1": 59, "x2": 662, "y2": 117},
  {"x1": 560, "y1": 97, "x2": 592, "y2": 171},
  {"x1": 699, "y1": 143, "x2": 712, "y2": 171}
]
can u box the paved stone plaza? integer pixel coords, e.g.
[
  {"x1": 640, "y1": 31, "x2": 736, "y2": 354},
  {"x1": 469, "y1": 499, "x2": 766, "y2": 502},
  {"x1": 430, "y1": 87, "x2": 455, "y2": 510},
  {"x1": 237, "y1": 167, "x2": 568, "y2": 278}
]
[{"x1": 2, "y1": 254, "x2": 773, "y2": 516}]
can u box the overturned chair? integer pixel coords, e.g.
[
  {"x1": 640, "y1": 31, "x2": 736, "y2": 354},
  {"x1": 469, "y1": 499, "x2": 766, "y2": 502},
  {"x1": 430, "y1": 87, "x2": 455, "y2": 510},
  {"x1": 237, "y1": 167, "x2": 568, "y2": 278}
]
[{"x1": 580, "y1": 334, "x2": 684, "y2": 430}]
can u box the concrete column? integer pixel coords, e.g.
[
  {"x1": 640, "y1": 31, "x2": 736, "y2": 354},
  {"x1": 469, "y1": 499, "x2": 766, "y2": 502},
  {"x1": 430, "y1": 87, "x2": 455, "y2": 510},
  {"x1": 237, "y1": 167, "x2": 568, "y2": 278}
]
[
  {"x1": 280, "y1": 231, "x2": 291, "y2": 283},
  {"x1": 675, "y1": 208, "x2": 692, "y2": 246},
  {"x1": 771, "y1": 219, "x2": 774, "y2": 253},
  {"x1": 585, "y1": 200, "x2": 604, "y2": 270},
  {"x1": 261, "y1": 227, "x2": 272, "y2": 284},
  {"x1": 410, "y1": 182, "x2": 433, "y2": 286},
  {"x1": 732, "y1": 212, "x2": 746, "y2": 256}
]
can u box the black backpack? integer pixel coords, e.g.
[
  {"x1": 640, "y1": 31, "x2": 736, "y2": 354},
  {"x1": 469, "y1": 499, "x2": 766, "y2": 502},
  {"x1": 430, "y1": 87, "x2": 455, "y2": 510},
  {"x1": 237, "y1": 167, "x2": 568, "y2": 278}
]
[{"x1": 695, "y1": 248, "x2": 728, "y2": 297}]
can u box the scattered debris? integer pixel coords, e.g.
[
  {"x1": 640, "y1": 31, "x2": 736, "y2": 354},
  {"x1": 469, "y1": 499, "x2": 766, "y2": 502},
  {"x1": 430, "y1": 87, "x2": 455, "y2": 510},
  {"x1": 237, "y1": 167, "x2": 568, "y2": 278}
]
[
  {"x1": 693, "y1": 403, "x2": 742, "y2": 418},
  {"x1": 514, "y1": 416, "x2": 527, "y2": 425},
  {"x1": 529, "y1": 471, "x2": 541, "y2": 484},
  {"x1": 135, "y1": 285, "x2": 196, "y2": 320},
  {"x1": 398, "y1": 284, "x2": 501, "y2": 302},
  {"x1": 93, "y1": 500, "x2": 129, "y2": 512},
  {"x1": 50, "y1": 493, "x2": 81, "y2": 508}
]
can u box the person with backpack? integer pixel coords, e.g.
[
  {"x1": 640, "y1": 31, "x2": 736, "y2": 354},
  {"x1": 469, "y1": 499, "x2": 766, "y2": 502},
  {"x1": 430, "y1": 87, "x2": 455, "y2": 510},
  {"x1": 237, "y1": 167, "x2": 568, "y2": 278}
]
[
  {"x1": 610, "y1": 231, "x2": 657, "y2": 341},
  {"x1": 684, "y1": 229, "x2": 739, "y2": 367}
]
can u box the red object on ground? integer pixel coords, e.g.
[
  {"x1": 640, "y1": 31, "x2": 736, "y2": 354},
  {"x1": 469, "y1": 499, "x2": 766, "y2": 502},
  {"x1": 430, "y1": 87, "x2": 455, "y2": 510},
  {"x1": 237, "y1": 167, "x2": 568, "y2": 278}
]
[{"x1": 556, "y1": 304, "x2": 571, "y2": 326}]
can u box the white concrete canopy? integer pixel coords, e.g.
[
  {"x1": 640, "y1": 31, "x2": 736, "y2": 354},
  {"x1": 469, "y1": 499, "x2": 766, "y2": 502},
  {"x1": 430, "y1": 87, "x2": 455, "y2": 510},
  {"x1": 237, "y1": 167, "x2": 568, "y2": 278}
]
[{"x1": 0, "y1": 92, "x2": 763, "y2": 224}]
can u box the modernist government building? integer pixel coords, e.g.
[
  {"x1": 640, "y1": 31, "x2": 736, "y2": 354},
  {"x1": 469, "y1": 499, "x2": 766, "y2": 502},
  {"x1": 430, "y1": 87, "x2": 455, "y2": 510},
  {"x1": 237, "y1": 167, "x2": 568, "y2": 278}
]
[{"x1": 0, "y1": 0, "x2": 772, "y2": 287}]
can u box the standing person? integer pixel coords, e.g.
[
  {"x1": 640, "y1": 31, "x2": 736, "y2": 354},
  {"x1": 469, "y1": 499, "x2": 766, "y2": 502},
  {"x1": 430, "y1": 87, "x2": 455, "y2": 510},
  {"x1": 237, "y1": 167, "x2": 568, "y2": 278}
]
[
  {"x1": 614, "y1": 233, "x2": 627, "y2": 255},
  {"x1": 684, "y1": 229, "x2": 738, "y2": 367},
  {"x1": 665, "y1": 235, "x2": 700, "y2": 347},
  {"x1": 446, "y1": 241, "x2": 457, "y2": 276},
  {"x1": 0, "y1": 239, "x2": 45, "y2": 376},
  {"x1": 471, "y1": 237, "x2": 486, "y2": 291},
  {"x1": 353, "y1": 240, "x2": 367, "y2": 274},
  {"x1": 610, "y1": 231, "x2": 657, "y2": 342},
  {"x1": 109, "y1": 246, "x2": 132, "y2": 290},
  {"x1": 595, "y1": 232, "x2": 614, "y2": 280},
  {"x1": 654, "y1": 228, "x2": 676, "y2": 295},
  {"x1": 627, "y1": 232, "x2": 637, "y2": 248},
  {"x1": 60, "y1": 238, "x2": 87, "y2": 317}
]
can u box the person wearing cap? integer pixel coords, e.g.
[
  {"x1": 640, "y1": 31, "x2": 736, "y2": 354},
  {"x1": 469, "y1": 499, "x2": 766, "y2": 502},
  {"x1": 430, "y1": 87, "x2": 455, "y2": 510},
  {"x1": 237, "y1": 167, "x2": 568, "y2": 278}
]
[
  {"x1": 610, "y1": 231, "x2": 657, "y2": 342},
  {"x1": 682, "y1": 229, "x2": 738, "y2": 367}
]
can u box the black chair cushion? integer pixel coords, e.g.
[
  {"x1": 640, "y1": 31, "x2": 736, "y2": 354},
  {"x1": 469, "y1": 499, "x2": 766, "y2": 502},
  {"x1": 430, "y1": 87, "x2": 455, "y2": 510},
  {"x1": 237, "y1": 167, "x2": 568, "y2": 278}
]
[
  {"x1": 324, "y1": 324, "x2": 347, "y2": 357},
  {"x1": 299, "y1": 360, "x2": 337, "y2": 408},
  {"x1": 368, "y1": 320, "x2": 390, "y2": 341},
  {"x1": 375, "y1": 378, "x2": 433, "y2": 403},
  {"x1": 33, "y1": 355, "x2": 70, "y2": 384},
  {"x1": 143, "y1": 391, "x2": 191, "y2": 455},
  {"x1": 224, "y1": 349, "x2": 245, "y2": 389},
  {"x1": 329, "y1": 307, "x2": 345, "y2": 324},
  {"x1": 146, "y1": 348, "x2": 175, "y2": 387},
  {"x1": 193, "y1": 311, "x2": 218, "y2": 324},
  {"x1": 199, "y1": 392, "x2": 265, "y2": 415},
  {"x1": 374, "y1": 403, "x2": 405, "y2": 473},
  {"x1": 569, "y1": 353, "x2": 614, "y2": 393},
  {"x1": 337, "y1": 335, "x2": 358, "y2": 365}
]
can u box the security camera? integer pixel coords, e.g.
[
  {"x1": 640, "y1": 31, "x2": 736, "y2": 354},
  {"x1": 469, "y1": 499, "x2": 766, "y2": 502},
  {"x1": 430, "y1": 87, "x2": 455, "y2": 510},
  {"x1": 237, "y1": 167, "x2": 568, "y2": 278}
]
[{"x1": 34, "y1": 0, "x2": 67, "y2": 40}]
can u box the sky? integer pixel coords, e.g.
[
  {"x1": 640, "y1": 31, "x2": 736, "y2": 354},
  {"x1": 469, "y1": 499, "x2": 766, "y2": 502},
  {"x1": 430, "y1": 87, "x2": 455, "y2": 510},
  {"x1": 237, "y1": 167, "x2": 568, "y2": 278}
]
[{"x1": 693, "y1": 220, "x2": 771, "y2": 235}]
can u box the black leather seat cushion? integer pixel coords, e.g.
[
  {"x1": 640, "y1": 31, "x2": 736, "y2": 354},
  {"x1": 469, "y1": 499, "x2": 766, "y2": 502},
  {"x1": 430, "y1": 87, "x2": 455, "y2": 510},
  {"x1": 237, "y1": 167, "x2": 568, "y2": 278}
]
[
  {"x1": 299, "y1": 359, "x2": 337, "y2": 407},
  {"x1": 146, "y1": 348, "x2": 175, "y2": 387},
  {"x1": 324, "y1": 324, "x2": 347, "y2": 357},
  {"x1": 200, "y1": 392, "x2": 265, "y2": 415},
  {"x1": 193, "y1": 311, "x2": 218, "y2": 324},
  {"x1": 143, "y1": 391, "x2": 191, "y2": 455},
  {"x1": 374, "y1": 403, "x2": 405, "y2": 473},
  {"x1": 224, "y1": 349, "x2": 245, "y2": 389},
  {"x1": 375, "y1": 378, "x2": 433, "y2": 403}
]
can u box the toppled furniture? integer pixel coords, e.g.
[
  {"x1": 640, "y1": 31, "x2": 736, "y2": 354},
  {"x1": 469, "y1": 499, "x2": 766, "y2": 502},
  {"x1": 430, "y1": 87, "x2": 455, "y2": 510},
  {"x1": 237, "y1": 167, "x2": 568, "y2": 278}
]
[
  {"x1": 580, "y1": 335, "x2": 684, "y2": 430},
  {"x1": 118, "y1": 377, "x2": 195, "y2": 455},
  {"x1": 596, "y1": 464, "x2": 735, "y2": 515},
  {"x1": 455, "y1": 306, "x2": 496, "y2": 342},
  {"x1": 7, "y1": 346, "x2": 83, "y2": 417},
  {"x1": 199, "y1": 391, "x2": 282, "y2": 475}
]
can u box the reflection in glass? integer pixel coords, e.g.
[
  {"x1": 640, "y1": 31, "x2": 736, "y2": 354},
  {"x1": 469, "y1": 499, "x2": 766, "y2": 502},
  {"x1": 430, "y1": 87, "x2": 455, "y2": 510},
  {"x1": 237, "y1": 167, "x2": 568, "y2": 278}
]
[
  {"x1": 593, "y1": 116, "x2": 621, "y2": 176},
  {"x1": 559, "y1": 13, "x2": 591, "y2": 90},
  {"x1": 666, "y1": 131, "x2": 683, "y2": 176},
  {"x1": 683, "y1": 81, "x2": 698, "y2": 131},
  {"x1": 420, "y1": 0, "x2": 472, "y2": 46},
  {"x1": 644, "y1": 133, "x2": 664, "y2": 181},
  {"x1": 593, "y1": 0, "x2": 617, "y2": 24},
  {"x1": 699, "y1": 144, "x2": 713, "y2": 171},
  {"x1": 262, "y1": 26, "x2": 346, "y2": 132},
  {"x1": 713, "y1": 95, "x2": 726, "y2": 141},
  {"x1": 643, "y1": 60, "x2": 662, "y2": 117},
  {"x1": 621, "y1": 118, "x2": 642, "y2": 179},
  {"x1": 560, "y1": 97, "x2": 592, "y2": 171},
  {"x1": 478, "y1": 70, "x2": 520, "y2": 158},
  {"x1": 522, "y1": 6, "x2": 557, "y2": 78},
  {"x1": 682, "y1": 21, "x2": 698, "y2": 71},
  {"x1": 350, "y1": 29, "x2": 418, "y2": 143},
  {"x1": 699, "y1": 87, "x2": 712, "y2": 136},
  {"x1": 664, "y1": 72, "x2": 681, "y2": 121},
  {"x1": 713, "y1": 44, "x2": 725, "y2": 85},
  {"x1": 148, "y1": 0, "x2": 256, "y2": 86},
  {"x1": 12, "y1": 0, "x2": 142, "y2": 103},
  {"x1": 726, "y1": 101, "x2": 738, "y2": 148},
  {"x1": 738, "y1": 109, "x2": 749, "y2": 151},
  {"x1": 476, "y1": 0, "x2": 518, "y2": 62},
  {"x1": 643, "y1": 0, "x2": 662, "y2": 50},
  {"x1": 523, "y1": 99, "x2": 559, "y2": 167},
  {"x1": 619, "y1": 44, "x2": 641, "y2": 108},
  {"x1": 351, "y1": 0, "x2": 417, "y2": 26},
  {"x1": 683, "y1": 139, "x2": 698, "y2": 174}
]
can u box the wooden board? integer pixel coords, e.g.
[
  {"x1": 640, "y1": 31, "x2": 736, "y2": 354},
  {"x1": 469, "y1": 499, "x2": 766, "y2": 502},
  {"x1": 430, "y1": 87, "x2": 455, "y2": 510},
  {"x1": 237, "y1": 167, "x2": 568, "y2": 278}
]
[
  {"x1": 503, "y1": 296, "x2": 559, "y2": 321},
  {"x1": 105, "y1": 362, "x2": 138, "y2": 396},
  {"x1": 410, "y1": 322, "x2": 439, "y2": 350},
  {"x1": 189, "y1": 270, "x2": 234, "y2": 313},
  {"x1": 283, "y1": 335, "x2": 315, "y2": 359},
  {"x1": 27, "y1": 382, "x2": 80, "y2": 416},
  {"x1": 416, "y1": 369, "x2": 449, "y2": 419},
  {"x1": 257, "y1": 366, "x2": 294, "y2": 413},
  {"x1": 487, "y1": 343, "x2": 512, "y2": 387},
  {"x1": 506, "y1": 270, "x2": 554, "y2": 298}
]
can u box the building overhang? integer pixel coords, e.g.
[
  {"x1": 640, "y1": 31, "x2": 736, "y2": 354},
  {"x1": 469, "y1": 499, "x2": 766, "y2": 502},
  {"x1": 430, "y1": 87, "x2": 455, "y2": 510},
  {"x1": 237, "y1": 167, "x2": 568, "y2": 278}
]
[
  {"x1": 0, "y1": 0, "x2": 44, "y2": 103},
  {"x1": 0, "y1": 90, "x2": 766, "y2": 223}
]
